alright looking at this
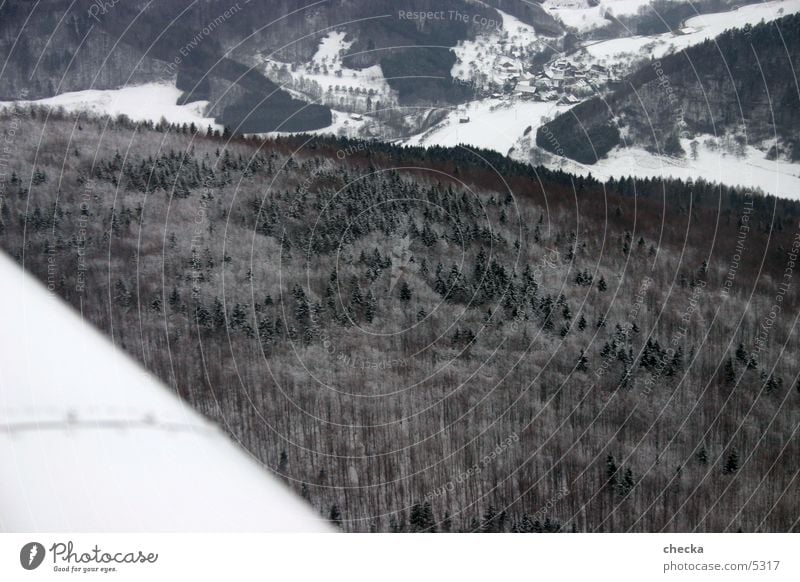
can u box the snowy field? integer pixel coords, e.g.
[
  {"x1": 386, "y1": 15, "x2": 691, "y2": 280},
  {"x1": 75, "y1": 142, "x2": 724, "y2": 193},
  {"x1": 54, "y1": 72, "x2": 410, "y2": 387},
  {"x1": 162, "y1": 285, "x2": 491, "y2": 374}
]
[
  {"x1": 257, "y1": 31, "x2": 396, "y2": 112},
  {"x1": 541, "y1": 0, "x2": 793, "y2": 34},
  {"x1": 0, "y1": 82, "x2": 219, "y2": 130},
  {"x1": 556, "y1": 135, "x2": 800, "y2": 200},
  {"x1": 543, "y1": 0, "x2": 612, "y2": 32},
  {"x1": 404, "y1": 99, "x2": 569, "y2": 155},
  {"x1": 301, "y1": 30, "x2": 391, "y2": 96},
  {"x1": 541, "y1": 0, "x2": 673, "y2": 33},
  {"x1": 582, "y1": 0, "x2": 800, "y2": 66},
  {"x1": 498, "y1": 8, "x2": 541, "y2": 37}
]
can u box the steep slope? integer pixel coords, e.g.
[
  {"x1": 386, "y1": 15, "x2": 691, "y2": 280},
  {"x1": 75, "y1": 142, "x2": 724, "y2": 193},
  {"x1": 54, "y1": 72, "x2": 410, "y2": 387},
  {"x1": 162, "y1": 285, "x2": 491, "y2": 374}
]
[
  {"x1": 482, "y1": 0, "x2": 564, "y2": 36},
  {"x1": 0, "y1": 0, "x2": 332, "y2": 132},
  {"x1": 0, "y1": 0, "x2": 545, "y2": 115},
  {"x1": 1, "y1": 107, "x2": 799, "y2": 531},
  {"x1": 536, "y1": 13, "x2": 800, "y2": 163}
]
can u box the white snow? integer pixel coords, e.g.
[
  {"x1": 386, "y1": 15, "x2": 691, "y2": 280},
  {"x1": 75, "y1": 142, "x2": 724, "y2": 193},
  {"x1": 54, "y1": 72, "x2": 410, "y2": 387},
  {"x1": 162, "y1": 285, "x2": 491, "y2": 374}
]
[
  {"x1": 582, "y1": 0, "x2": 800, "y2": 67},
  {"x1": 306, "y1": 63, "x2": 388, "y2": 93},
  {"x1": 600, "y1": 0, "x2": 670, "y2": 18},
  {"x1": 1, "y1": 3, "x2": 795, "y2": 199},
  {"x1": 0, "y1": 82, "x2": 220, "y2": 130},
  {"x1": 553, "y1": 135, "x2": 800, "y2": 200},
  {"x1": 304, "y1": 30, "x2": 390, "y2": 94},
  {"x1": 257, "y1": 31, "x2": 396, "y2": 114},
  {"x1": 498, "y1": 8, "x2": 539, "y2": 37},
  {"x1": 544, "y1": 1, "x2": 610, "y2": 33},
  {"x1": 542, "y1": 0, "x2": 663, "y2": 32},
  {"x1": 581, "y1": 34, "x2": 662, "y2": 62},
  {"x1": 405, "y1": 99, "x2": 569, "y2": 155},
  {"x1": 541, "y1": 0, "x2": 781, "y2": 33},
  {"x1": 404, "y1": 0, "x2": 800, "y2": 199},
  {"x1": 265, "y1": 108, "x2": 371, "y2": 138},
  {"x1": 0, "y1": 253, "x2": 332, "y2": 532},
  {"x1": 686, "y1": 0, "x2": 797, "y2": 29},
  {"x1": 451, "y1": 8, "x2": 543, "y2": 89},
  {"x1": 312, "y1": 30, "x2": 353, "y2": 65}
]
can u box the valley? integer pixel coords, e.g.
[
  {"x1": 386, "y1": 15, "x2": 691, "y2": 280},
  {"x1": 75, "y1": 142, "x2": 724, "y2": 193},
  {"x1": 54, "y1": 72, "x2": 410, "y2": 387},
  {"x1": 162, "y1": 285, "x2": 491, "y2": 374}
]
[{"x1": 2, "y1": 1, "x2": 798, "y2": 197}]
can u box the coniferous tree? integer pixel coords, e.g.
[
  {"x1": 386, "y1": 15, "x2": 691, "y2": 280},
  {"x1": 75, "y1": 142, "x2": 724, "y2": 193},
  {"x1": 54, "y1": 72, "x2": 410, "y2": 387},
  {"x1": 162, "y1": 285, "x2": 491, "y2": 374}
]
[
  {"x1": 735, "y1": 343, "x2": 748, "y2": 365},
  {"x1": 480, "y1": 506, "x2": 499, "y2": 533},
  {"x1": 364, "y1": 290, "x2": 377, "y2": 323},
  {"x1": 329, "y1": 504, "x2": 343, "y2": 528},
  {"x1": 724, "y1": 357, "x2": 736, "y2": 385},
  {"x1": 577, "y1": 349, "x2": 589, "y2": 372},
  {"x1": 349, "y1": 277, "x2": 363, "y2": 309},
  {"x1": 605, "y1": 454, "x2": 618, "y2": 486},
  {"x1": 169, "y1": 286, "x2": 181, "y2": 310},
  {"x1": 292, "y1": 284, "x2": 309, "y2": 322},
  {"x1": 515, "y1": 515, "x2": 534, "y2": 533},
  {"x1": 619, "y1": 467, "x2": 635, "y2": 495},
  {"x1": 409, "y1": 503, "x2": 424, "y2": 531},
  {"x1": 230, "y1": 303, "x2": 247, "y2": 329},
  {"x1": 212, "y1": 297, "x2": 225, "y2": 329},
  {"x1": 422, "y1": 502, "x2": 436, "y2": 532},
  {"x1": 723, "y1": 449, "x2": 739, "y2": 474},
  {"x1": 399, "y1": 281, "x2": 412, "y2": 302},
  {"x1": 765, "y1": 374, "x2": 781, "y2": 393},
  {"x1": 194, "y1": 302, "x2": 211, "y2": 328}
]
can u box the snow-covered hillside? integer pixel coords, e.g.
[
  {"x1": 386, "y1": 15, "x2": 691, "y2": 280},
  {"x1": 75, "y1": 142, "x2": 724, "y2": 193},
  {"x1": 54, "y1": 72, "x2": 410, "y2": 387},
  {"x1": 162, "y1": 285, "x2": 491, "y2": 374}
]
[
  {"x1": 541, "y1": 0, "x2": 680, "y2": 32},
  {"x1": 405, "y1": 98, "x2": 568, "y2": 156},
  {"x1": 556, "y1": 135, "x2": 800, "y2": 200},
  {"x1": 582, "y1": 0, "x2": 800, "y2": 67},
  {"x1": 420, "y1": 0, "x2": 800, "y2": 199},
  {"x1": 542, "y1": 0, "x2": 612, "y2": 32},
  {"x1": 540, "y1": 0, "x2": 778, "y2": 33},
  {"x1": 256, "y1": 31, "x2": 396, "y2": 115},
  {"x1": 451, "y1": 9, "x2": 542, "y2": 89},
  {"x1": 2, "y1": 2, "x2": 796, "y2": 199},
  {"x1": 0, "y1": 83, "x2": 219, "y2": 130}
]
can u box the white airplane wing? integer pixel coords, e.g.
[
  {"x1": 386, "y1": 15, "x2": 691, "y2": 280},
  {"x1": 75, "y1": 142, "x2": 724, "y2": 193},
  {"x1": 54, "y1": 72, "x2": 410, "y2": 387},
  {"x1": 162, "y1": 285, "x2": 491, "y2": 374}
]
[{"x1": 0, "y1": 252, "x2": 332, "y2": 532}]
